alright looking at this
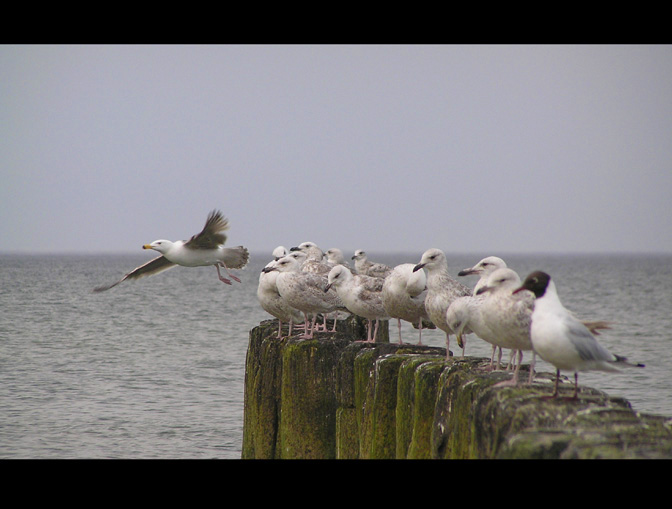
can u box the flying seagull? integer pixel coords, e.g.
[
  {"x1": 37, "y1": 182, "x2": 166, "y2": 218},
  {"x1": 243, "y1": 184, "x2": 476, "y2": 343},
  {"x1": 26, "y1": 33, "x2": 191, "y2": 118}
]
[{"x1": 93, "y1": 210, "x2": 249, "y2": 292}]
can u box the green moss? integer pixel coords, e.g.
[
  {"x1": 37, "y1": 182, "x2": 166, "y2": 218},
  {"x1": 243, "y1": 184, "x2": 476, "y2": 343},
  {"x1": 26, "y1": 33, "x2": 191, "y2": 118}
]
[{"x1": 243, "y1": 322, "x2": 672, "y2": 459}]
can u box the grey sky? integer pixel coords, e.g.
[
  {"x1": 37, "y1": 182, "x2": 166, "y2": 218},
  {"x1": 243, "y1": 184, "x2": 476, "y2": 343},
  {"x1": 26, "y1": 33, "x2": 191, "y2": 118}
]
[{"x1": 2, "y1": 44, "x2": 671, "y2": 256}]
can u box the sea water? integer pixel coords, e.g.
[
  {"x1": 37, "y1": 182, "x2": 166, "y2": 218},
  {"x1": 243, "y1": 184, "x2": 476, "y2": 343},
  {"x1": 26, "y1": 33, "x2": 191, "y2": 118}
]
[{"x1": 1, "y1": 252, "x2": 670, "y2": 458}]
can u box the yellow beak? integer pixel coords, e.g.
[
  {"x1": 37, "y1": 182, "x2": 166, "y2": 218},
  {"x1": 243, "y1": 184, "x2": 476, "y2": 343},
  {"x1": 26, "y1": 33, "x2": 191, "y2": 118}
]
[{"x1": 143, "y1": 244, "x2": 153, "y2": 250}]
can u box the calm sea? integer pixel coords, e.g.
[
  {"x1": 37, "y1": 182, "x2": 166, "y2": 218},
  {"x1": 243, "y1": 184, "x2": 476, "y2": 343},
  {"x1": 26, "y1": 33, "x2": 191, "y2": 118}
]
[{"x1": 1, "y1": 251, "x2": 670, "y2": 458}]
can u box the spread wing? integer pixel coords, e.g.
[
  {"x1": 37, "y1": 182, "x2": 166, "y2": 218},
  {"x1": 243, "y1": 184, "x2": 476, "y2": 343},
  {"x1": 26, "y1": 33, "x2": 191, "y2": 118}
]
[
  {"x1": 93, "y1": 256, "x2": 176, "y2": 292},
  {"x1": 184, "y1": 210, "x2": 229, "y2": 250}
]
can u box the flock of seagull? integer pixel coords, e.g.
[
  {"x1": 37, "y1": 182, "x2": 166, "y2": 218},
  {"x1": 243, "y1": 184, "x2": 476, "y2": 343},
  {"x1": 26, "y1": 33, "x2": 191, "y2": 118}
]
[
  {"x1": 259, "y1": 241, "x2": 645, "y2": 399},
  {"x1": 93, "y1": 210, "x2": 645, "y2": 400}
]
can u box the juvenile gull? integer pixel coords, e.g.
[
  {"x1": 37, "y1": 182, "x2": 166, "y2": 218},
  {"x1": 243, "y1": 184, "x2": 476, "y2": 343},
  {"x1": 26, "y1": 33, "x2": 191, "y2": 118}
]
[
  {"x1": 413, "y1": 248, "x2": 472, "y2": 359},
  {"x1": 324, "y1": 248, "x2": 353, "y2": 271},
  {"x1": 514, "y1": 271, "x2": 644, "y2": 399},
  {"x1": 93, "y1": 210, "x2": 249, "y2": 292},
  {"x1": 290, "y1": 242, "x2": 332, "y2": 275},
  {"x1": 272, "y1": 246, "x2": 289, "y2": 260},
  {"x1": 258, "y1": 258, "x2": 304, "y2": 339},
  {"x1": 351, "y1": 250, "x2": 392, "y2": 279},
  {"x1": 451, "y1": 255, "x2": 508, "y2": 359},
  {"x1": 265, "y1": 255, "x2": 345, "y2": 339},
  {"x1": 475, "y1": 268, "x2": 536, "y2": 384},
  {"x1": 458, "y1": 256, "x2": 508, "y2": 295},
  {"x1": 382, "y1": 263, "x2": 434, "y2": 344},
  {"x1": 326, "y1": 265, "x2": 389, "y2": 343}
]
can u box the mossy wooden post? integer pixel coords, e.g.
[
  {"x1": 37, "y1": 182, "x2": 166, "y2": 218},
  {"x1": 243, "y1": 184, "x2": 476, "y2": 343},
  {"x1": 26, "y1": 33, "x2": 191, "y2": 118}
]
[
  {"x1": 335, "y1": 342, "x2": 371, "y2": 459},
  {"x1": 243, "y1": 321, "x2": 672, "y2": 459},
  {"x1": 369, "y1": 354, "x2": 407, "y2": 458},
  {"x1": 406, "y1": 358, "x2": 447, "y2": 459},
  {"x1": 431, "y1": 358, "x2": 489, "y2": 459},
  {"x1": 242, "y1": 321, "x2": 285, "y2": 459},
  {"x1": 278, "y1": 338, "x2": 345, "y2": 459}
]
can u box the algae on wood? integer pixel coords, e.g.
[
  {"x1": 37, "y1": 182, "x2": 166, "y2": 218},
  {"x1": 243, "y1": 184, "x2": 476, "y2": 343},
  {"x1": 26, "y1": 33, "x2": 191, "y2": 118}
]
[{"x1": 243, "y1": 321, "x2": 672, "y2": 459}]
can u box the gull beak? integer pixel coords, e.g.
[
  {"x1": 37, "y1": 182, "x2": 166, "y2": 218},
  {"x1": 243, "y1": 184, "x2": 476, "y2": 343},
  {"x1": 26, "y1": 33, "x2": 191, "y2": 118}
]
[
  {"x1": 475, "y1": 285, "x2": 491, "y2": 295},
  {"x1": 413, "y1": 263, "x2": 425, "y2": 272},
  {"x1": 324, "y1": 283, "x2": 332, "y2": 292},
  {"x1": 143, "y1": 244, "x2": 153, "y2": 250},
  {"x1": 512, "y1": 285, "x2": 525, "y2": 294},
  {"x1": 458, "y1": 268, "x2": 476, "y2": 276}
]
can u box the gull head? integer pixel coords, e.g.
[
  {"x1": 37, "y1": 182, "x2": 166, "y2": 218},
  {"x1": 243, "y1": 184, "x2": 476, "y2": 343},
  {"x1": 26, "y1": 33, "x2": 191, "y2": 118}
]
[
  {"x1": 476, "y1": 268, "x2": 521, "y2": 295},
  {"x1": 143, "y1": 240, "x2": 173, "y2": 254},
  {"x1": 458, "y1": 256, "x2": 507, "y2": 277},
  {"x1": 413, "y1": 248, "x2": 445, "y2": 273},
  {"x1": 325, "y1": 265, "x2": 351, "y2": 292}
]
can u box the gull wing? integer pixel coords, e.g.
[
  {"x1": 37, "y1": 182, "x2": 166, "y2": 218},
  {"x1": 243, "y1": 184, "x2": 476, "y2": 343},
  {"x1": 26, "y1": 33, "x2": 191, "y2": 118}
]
[
  {"x1": 93, "y1": 255, "x2": 176, "y2": 292},
  {"x1": 184, "y1": 210, "x2": 229, "y2": 250}
]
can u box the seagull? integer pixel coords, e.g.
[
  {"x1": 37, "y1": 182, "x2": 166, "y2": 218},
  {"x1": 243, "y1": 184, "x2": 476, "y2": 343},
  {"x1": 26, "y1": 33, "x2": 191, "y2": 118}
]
[
  {"x1": 324, "y1": 248, "x2": 353, "y2": 271},
  {"x1": 514, "y1": 270, "x2": 645, "y2": 399},
  {"x1": 265, "y1": 255, "x2": 345, "y2": 339},
  {"x1": 325, "y1": 265, "x2": 389, "y2": 343},
  {"x1": 258, "y1": 258, "x2": 304, "y2": 339},
  {"x1": 458, "y1": 256, "x2": 508, "y2": 295},
  {"x1": 445, "y1": 293, "x2": 498, "y2": 360},
  {"x1": 475, "y1": 268, "x2": 536, "y2": 385},
  {"x1": 272, "y1": 246, "x2": 289, "y2": 260},
  {"x1": 413, "y1": 248, "x2": 472, "y2": 359},
  {"x1": 93, "y1": 210, "x2": 249, "y2": 292},
  {"x1": 351, "y1": 250, "x2": 392, "y2": 279},
  {"x1": 454, "y1": 255, "x2": 508, "y2": 357},
  {"x1": 382, "y1": 263, "x2": 434, "y2": 344},
  {"x1": 290, "y1": 242, "x2": 332, "y2": 275}
]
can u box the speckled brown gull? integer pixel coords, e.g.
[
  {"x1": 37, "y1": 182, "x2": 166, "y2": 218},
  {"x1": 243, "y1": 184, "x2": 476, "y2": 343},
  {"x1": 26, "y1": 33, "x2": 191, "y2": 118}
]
[
  {"x1": 351, "y1": 250, "x2": 392, "y2": 278},
  {"x1": 475, "y1": 268, "x2": 535, "y2": 384},
  {"x1": 326, "y1": 265, "x2": 388, "y2": 343},
  {"x1": 413, "y1": 248, "x2": 471, "y2": 359},
  {"x1": 266, "y1": 255, "x2": 346, "y2": 339}
]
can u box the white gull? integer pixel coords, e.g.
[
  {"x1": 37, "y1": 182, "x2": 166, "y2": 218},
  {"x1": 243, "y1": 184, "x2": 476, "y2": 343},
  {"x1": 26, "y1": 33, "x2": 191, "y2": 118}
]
[
  {"x1": 93, "y1": 210, "x2": 249, "y2": 292},
  {"x1": 258, "y1": 258, "x2": 304, "y2": 339},
  {"x1": 514, "y1": 270, "x2": 644, "y2": 399},
  {"x1": 382, "y1": 263, "x2": 434, "y2": 344}
]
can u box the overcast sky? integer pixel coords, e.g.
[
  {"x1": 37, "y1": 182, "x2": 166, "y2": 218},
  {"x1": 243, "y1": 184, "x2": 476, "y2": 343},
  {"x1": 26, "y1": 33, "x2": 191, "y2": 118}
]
[{"x1": 2, "y1": 44, "x2": 671, "y2": 257}]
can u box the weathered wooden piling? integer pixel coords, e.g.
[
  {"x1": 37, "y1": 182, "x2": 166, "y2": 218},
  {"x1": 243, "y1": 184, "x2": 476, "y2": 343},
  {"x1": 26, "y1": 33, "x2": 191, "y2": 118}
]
[{"x1": 242, "y1": 318, "x2": 672, "y2": 459}]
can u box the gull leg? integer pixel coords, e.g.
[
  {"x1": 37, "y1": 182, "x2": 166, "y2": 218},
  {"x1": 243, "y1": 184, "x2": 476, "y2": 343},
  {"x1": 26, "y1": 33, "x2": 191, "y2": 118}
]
[
  {"x1": 215, "y1": 265, "x2": 233, "y2": 285},
  {"x1": 495, "y1": 350, "x2": 524, "y2": 387},
  {"x1": 542, "y1": 369, "x2": 561, "y2": 399},
  {"x1": 527, "y1": 352, "x2": 537, "y2": 384},
  {"x1": 300, "y1": 313, "x2": 317, "y2": 340},
  {"x1": 330, "y1": 312, "x2": 339, "y2": 332},
  {"x1": 218, "y1": 262, "x2": 241, "y2": 283}
]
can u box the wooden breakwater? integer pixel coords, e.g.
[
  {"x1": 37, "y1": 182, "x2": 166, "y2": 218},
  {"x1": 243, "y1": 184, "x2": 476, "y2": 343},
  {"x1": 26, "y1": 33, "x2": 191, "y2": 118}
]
[{"x1": 241, "y1": 317, "x2": 672, "y2": 459}]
